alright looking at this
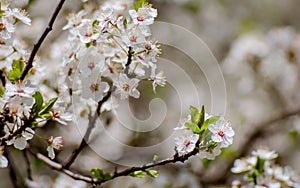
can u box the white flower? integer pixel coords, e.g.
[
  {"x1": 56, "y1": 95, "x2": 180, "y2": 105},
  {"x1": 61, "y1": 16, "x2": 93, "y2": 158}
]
[
  {"x1": 73, "y1": 19, "x2": 99, "y2": 43},
  {"x1": 5, "y1": 8, "x2": 31, "y2": 25},
  {"x1": 174, "y1": 115, "x2": 192, "y2": 130},
  {"x1": 252, "y1": 148, "x2": 278, "y2": 160},
  {"x1": 50, "y1": 110, "x2": 73, "y2": 126},
  {"x1": 129, "y1": 3, "x2": 157, "y2": 26},
  {"x1": 63, "y1": 10, "x2": 86, "y2": 30},
  {"x1": 151, "y1": 71, "x2": 166, "y2": 93},
  {"x1": 198, "y1": 145, "x2": 221, "y2": 160},
  {"x1": 231, "y1": 157, "x2": 256, "y2": 173},
  {"x1": 77, "y1": 46, "x2": 106, "y2": 77},
  {"x1": 114, "y1": 73, "x2": 140, "y2": 99},
  {"x1": 208, "y1": 117, "x2": 234, "y2": 148},
  {"x1": 5, "y1": 82, "x2": 35, "y2": 99},
  {"x1": 6, "y1": 127, "x2": 35, "y2": 150},
  {"x1": 0, "y1": 17, "x2": 15, "y2": 39},
  {"x1": 47, "y1": 136, "x2": 63, "y2": 160},
  {"x1": 80, "y1": 73, "x2": 109, "y2": 102},
  {"x1": 174, "y1": 129, "x2": 199, "y2": 155}
]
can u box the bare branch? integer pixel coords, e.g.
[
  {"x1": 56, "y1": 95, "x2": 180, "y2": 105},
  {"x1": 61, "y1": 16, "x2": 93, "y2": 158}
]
[
  {"x1": 63, "y1": 91, "x2": 112, "y2": 169},
  {"x1": 19, "y1": 0, "x2": 66, "y2": 81},
  {"x1": 30, "y1": 140, "x2": 201, "y2": 186}
]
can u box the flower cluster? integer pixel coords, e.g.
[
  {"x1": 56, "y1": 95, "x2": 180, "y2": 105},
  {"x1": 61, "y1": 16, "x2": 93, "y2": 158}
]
[
  {"x1": 174, "y1": 106, "x2": 234, "y2": 160},
  {"x1": 62, "y1": 0, "x2": 166, "y2": 107},
  {"x1": 231, "y1": 147, "x2": 300, "y2": 188},
  {"x1": 0, "y1": 2, "x2": 71, "y2": 164}
]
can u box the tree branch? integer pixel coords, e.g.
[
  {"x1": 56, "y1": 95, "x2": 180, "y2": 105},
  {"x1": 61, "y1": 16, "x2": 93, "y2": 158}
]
[
  {"x1": 30, "y1": 140, "x2": 201, "y2": 186},
  {"x1": 19, "y1": 0, "x2": 66, "y2": 81},
  {"x1": 63, "y1": 91, "x2": 112, "y2": 169}
]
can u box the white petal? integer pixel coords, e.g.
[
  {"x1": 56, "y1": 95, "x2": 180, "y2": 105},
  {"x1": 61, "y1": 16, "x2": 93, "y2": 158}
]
[
  {"x1": 14, "y1": 137, "x2": 27, "y2": 150},
  {"x1": 130, "y1": 89, "x2": 140, "y2": 98},
  {"x1": 47, "y1": 146, "x2": 55, "y2": 159},
  {"x1": 24, "y1": 128, "x2": 35, "y2": 140},
  {"x1": 0, "y1": 155, "x2": 8, "y2": 168}
]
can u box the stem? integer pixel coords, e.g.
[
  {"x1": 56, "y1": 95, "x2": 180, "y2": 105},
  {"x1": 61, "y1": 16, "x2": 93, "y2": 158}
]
[
  {"x1": 63, "y1": 91, "x2": 111, "y2": 169},
  {"x1": 19, "y1": 0, "x2": 66, "y2": 81},
  {"x1": 29, "y1": 140, "x2": 201, "y2": 186}
]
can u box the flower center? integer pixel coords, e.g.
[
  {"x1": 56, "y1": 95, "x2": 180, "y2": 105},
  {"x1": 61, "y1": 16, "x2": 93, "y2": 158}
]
[
  {"x1": 136, "y1": 16, "x2": 144, "y2": 22},
  {"x1": 218, "y1": 131, "x2": 225, "y2": 137},
  {"x1": 0, "y1": 23, "x2": 6, "y2": 31},
  {"x1": 184, "y1": 140, "x2": 191, "y2": 147},
  {"x1": 90, "y1": 83, "x2": 99, "y2": 92},
  {"x1": 122, "y1": 83, "x2": 130, "y2": 92},
  {"x1": 88, "y1": 62, "x2": 95, "y2": 70},
  {"x1": 85, "y1": 32, "x2": 93, "y2": 37}
]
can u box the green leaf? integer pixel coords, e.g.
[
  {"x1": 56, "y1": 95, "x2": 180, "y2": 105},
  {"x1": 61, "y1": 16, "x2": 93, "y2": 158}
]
[
  {"x1": 90, "y1": 168, "x2": 112, "y2": 181},
  {"x1": 145, "y1": 169, "x2": 159, "y2": 178},
  {"x1": 129, "y1": 170, "x2": 145, "y2": 178},
  {"x1": 0, "y1": 85, "x2": 4, "y2": 97},
  {"x1": 153, "y1": 155, "x2": 159, "y2": 161},
  {"x1": 8, "y1": 59, "x2": 24, "y2": 81},
  {"x1": 85, "y1": 42, "x2": 92, "y2": 48},
  {"x1": 92, "y1": 20, "x2": 99, "y2": 27},
  {"x1": 31, "y1": 91, "x2": 44, "y2": 118},
  {"x1": 134, "y1": 0, "x2": 148, "y2": 10},
  {"x1": 255, "y1": 157, "x2": 265, "y2": 174},
  {"x1": 38, "y1": 97, "x2": 57, "y2": 116},
  {"x1": 200, "y1": 116, "x2": 220, "y2": 133},
  {"x1": 198, "y1": 105, "x2": 205, "y2": 127},
  {"x1": 123, "y1": 18, "x2": 128, "y2": 27},
  {"x1": 189, "y1": 105, "x2": 200, "y2": 124},
  {"x1": 185, "y1": 122, "x2": 201, "y2": 134}
]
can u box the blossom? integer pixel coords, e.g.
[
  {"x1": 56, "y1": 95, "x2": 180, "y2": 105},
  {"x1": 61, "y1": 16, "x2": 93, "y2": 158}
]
[
  {"x1": 208, "y1": 117, "x2": 234, "y2": 148},
  {"x1": 129, "y1": 3, "x2": 157, "y2": 26},
  {"x1": 198, "y1": 144, "x2": 222, "y2": 160},
  {"x1": 114, "y1": 73, "x2": 140, "y2": 99},
  {"x1": 73, "y1": 19, "x2": 99, "y2": 43},
  {"x1": 231, "y1": 156, "x2": 257, "y2": 173},
  {"x1": 62, "y1": 10, "x2": 86, "y2": 30},
  {"x1": 50, "y1": 110, "x2": 73, "y2": 126},
  {"x1": 174, "y1": 129, "x2": 199, "y2": 155},
  {"x1": 80, "y1": 73, "x2": 110, "y2": 102},
  {"x1": 151, "y1": 71, "x2": 166, "y2": 93},
  {"x1": 5, "y1": 8, "x2": 31, "y2": 25},
  {"x1": 252, "y1": 148, "x2": 278, "y2": 160},
  {"x1": 4, "y1": 82, "x2": 35, "y2": 99},
  {"x1": 6, "y1": 126, "x2": 35, "y2": 150},
  {"x1": 47, "y1": 136, "x2": 63, "y2": 159},
  {"x1": 0, "y1": 17, "x2": 15, "y2": 39}
]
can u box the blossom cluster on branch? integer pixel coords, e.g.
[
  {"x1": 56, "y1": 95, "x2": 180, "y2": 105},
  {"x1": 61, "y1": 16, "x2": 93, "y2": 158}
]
[
  {"x1": 0, "y1": 0, "x2": 237, "y2": 187},
  {"x1": 231, "y1": 147, "x2": 300, "y2": 188}
]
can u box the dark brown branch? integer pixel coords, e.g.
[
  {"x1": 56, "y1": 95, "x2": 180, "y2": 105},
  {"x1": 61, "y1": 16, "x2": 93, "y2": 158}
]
[
  {"x1": 19, "y1": 0, "x2": 66, "y2": 81},
  {"x1": 29, "y1": 150, "x2": 97, "y2": 183},
  {"x1": 63, "y1": 92, "x2": 112, "y2": 169},
  {"x1": 30, "y1": 140, "x2": 201, "y2": 186}
]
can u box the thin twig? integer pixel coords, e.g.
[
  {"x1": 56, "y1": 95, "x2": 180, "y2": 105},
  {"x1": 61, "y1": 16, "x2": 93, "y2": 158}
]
[
  {"x1": 63, "y1": 92, "x2": 112, "y2": 169},
  {"x1": 23, "y1": 150, "x2": 33, "y2": 181},
  {"x1": 19, "y1": 0, "x2": 66, "y2": 81},
  {"x1": 30, "y1": 140, "x2": 201, "y2": 186}
]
